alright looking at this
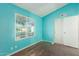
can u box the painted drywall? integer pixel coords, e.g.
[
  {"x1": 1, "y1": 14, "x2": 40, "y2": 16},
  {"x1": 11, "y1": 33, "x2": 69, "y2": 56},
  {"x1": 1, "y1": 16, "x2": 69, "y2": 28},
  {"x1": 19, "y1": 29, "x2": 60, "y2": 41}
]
[
  {"x1": 42, "y1": 3, "x2": 79, "y2": 43},
  {"x1": 0, "y1": 3, "x2": 42, "y2": 56}
]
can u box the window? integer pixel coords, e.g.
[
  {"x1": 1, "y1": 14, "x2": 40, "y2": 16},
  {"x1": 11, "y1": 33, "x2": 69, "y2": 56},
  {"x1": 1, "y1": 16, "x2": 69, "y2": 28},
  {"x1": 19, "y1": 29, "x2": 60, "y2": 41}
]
[{"x1": 15, "y1": 13, "x2": 34, "y2": 41}]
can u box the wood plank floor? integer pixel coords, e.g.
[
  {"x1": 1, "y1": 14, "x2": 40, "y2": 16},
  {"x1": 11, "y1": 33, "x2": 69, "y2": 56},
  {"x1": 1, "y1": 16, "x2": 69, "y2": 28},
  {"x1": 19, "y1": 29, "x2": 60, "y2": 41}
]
[{"x1": 12, "y1": 42, "x2": 79, "y2": 56}]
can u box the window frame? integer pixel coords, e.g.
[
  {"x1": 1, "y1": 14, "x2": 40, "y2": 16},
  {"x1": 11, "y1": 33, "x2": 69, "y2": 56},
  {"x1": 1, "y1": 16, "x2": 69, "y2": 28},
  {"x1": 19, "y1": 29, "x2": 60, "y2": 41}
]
[{"x1": 15, "y1": 13, "x2": 35, "y2": 41}]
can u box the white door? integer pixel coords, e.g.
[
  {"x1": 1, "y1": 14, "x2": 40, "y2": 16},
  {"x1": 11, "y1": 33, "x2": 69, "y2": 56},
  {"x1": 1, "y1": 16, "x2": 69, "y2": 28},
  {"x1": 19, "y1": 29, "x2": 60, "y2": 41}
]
[
  {"x1": 55, "y1": 19, "x2": 63, "y2": 44},
  {"x1": 63, "y1": 16, "x2": 79, "y2": 48}
]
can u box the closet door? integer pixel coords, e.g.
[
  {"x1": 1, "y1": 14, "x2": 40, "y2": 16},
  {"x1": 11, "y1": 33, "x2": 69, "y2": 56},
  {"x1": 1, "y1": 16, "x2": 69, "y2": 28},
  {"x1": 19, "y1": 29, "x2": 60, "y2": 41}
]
[
  {"x1": 63, "y1": 16, "x2": 79, "y2": 48},
  {"x1": 55, "y1": 19, "x2": 63, "y2": 44}
]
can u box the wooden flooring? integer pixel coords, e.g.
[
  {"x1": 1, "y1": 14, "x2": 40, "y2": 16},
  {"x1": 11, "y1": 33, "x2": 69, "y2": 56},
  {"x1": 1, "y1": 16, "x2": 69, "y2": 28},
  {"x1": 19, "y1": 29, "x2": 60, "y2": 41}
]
[{"x1": 12, "y1": 42, "x2": 79, "y2": 56}]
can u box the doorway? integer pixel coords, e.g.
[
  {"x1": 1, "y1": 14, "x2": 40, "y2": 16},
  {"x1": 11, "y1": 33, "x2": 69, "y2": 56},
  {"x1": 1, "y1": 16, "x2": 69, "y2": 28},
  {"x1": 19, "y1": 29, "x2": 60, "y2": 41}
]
[{"x1": 55, "y1": 15, "x2": 79, "y2": 48}]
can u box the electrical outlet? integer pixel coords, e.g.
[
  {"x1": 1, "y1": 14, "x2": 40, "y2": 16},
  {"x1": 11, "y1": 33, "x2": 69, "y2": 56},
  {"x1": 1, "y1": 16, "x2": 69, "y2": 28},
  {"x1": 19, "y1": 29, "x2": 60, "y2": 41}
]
[
  {"x1": 11, "y1": 47, "x2": 13, "y2": 50},
  {"x1": 15, "y1": 45, "x2": 18, "y2": 49}
]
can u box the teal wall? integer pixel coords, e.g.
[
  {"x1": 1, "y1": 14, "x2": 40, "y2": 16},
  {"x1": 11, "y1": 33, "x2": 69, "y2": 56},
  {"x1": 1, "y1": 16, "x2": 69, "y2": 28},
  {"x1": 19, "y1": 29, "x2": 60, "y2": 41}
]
[
  {"x1": 0, "y1": 4, "x2": 42, "y2": 56},
  {"x1": 1, "y1": 3, "x2": 79, "y2": 56},
  {"x1": 42, "y1": 3, "x2": 79, "y2": 43}
]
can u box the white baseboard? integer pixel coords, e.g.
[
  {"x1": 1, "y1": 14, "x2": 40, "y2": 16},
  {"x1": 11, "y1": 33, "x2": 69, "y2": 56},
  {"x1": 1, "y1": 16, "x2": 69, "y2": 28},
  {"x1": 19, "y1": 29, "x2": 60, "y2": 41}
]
[
  {"x1": 7, "y1": 40, "x2": 41, "y2": 56},
  {"x1": 52, "y1": 42, "x2": 55, "y2": 45},
  {"x1": 41, "y1": 40, "x2": 55, "y2": 45}
]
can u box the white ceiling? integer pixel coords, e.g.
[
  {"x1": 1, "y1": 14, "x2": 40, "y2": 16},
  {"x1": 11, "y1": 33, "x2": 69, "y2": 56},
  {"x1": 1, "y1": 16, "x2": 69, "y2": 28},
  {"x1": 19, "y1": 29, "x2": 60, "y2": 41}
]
[{"x1": 15, "y1": 3, "x2": 67, "y2": 17}]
